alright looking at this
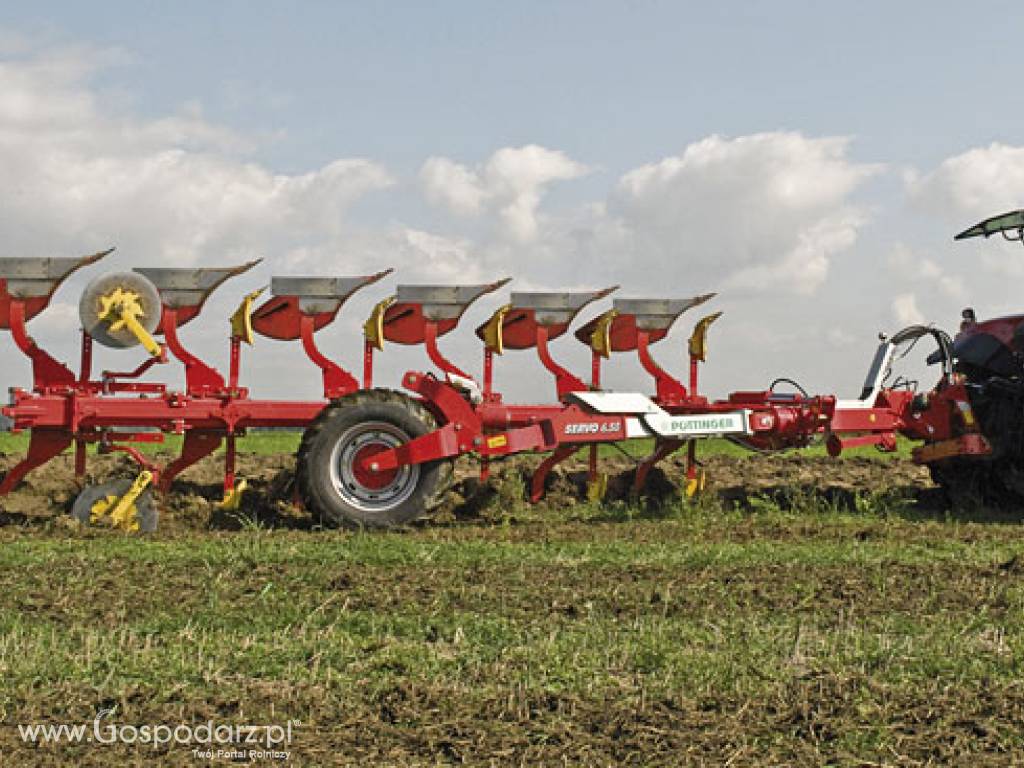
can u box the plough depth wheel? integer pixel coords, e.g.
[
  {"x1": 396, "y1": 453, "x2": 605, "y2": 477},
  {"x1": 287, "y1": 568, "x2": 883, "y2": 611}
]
[
  {"x1": 71, "y1": 478, "x2": 158, "y2": 533},
  {"x1": 296, "y1": 390, "x2": 454, "y2": 528}
]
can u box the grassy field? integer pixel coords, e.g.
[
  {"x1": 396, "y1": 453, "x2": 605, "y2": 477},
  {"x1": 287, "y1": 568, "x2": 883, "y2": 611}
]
[
  {"x1": 1, "y1": 468, "x2": 1023, "y2": 765},
  {"x1": 0, "y1": 430, "x2": 302, "y2": 457},
  {"x1": 0, "y1": 429, "x2": 918, "y2": 460}
]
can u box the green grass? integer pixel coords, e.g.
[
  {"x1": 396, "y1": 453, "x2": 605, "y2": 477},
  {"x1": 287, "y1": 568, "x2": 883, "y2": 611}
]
[
  {"x1": 0, "y1": 430, "x2": 299, "y2": 457},
  {"x1": 0, "y1": 429, "x2": 917, "y2": 461},
  {"x1": 0, "y1": 494, "x2": 1022, "y2": 764}
]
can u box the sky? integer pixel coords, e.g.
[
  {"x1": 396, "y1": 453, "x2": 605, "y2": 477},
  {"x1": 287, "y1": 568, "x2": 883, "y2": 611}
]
[{"x1": 1, "y1": 1, "x2": 1024, "y2": 402}]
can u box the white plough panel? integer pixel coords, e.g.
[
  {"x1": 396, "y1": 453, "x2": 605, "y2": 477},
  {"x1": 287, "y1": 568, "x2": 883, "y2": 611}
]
[
  {"x1": 641, "y1": 410, "x2": 752, "y2": 438},
  {"x1": 568, "y1": 391, "x2": 664, "y2": 415},
  {"x1": 570, "y1": 391, "x2": 753, "y2": 439}
]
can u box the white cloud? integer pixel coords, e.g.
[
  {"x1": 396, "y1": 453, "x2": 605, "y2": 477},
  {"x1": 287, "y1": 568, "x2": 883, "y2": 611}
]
[
  {"x1": 283, "y1": 228, "x2": 485, "y2": 284},
  {"x1": 26, "y1": 300, "x2": 78, "y2": 333},
  {"x1": 907, "y1": 142, "x2": 1024, "y2": 279},
  {"x1": 826, "y1": 327, "x2": 857, "y2": 347},
  {"x1": 888, "y1": 243, "x2": 966, "y2": 302},
  {"x1": 0, "y1": 43, "x2": 393, "y2": 266},
  {"x1": 416, "y1": 133, "x2": 880, "y2": 302},
  {"x1": 604, "y1": 133, "x2": 881, "y2": 295},
  {"x1": 723, "y1": 210, "x2": 864, "y2": 294},
  {"x1": 419, "y1": 156, "x2": 487, "y2": 215},
  {"x1": 398, "y1": 229, "x2": 483, "y2": 282},
  {"x1": 909, "y1": 142, "x2": 1024, "y2": 219},
  {"x1": 898, "y1": 142, "x2": 1024, "y2": 327},
  {"x1": 892, "y1": 293, "x2": 925, "y2": 325},
  {"x1": 877, "y1": 244, "x2": 967, "y2": 336},
  {"x1": 419, "y1": 144, "x2": 588, "y2": 242}
]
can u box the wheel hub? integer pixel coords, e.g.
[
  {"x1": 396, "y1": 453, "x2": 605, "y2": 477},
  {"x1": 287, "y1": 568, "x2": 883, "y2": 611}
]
[
  {"x1": 329, "y1": 421, "x2": 420, "y2": 513},
  {"x1": 351, "y1": 443, "x2": 399, "y2": 489}
]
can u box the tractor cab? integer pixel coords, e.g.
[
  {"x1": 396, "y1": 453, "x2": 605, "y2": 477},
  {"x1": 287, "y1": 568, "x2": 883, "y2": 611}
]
[{"x1": 952, "y1": 209, "x2": 1024, "y2": 377}]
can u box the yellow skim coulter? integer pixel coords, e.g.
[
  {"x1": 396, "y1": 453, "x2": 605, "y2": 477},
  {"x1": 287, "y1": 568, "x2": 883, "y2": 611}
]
[
  {"x1": 479, "y1": 303, "x2": 513, "y2": 355},
  {"x1": 685, "y1": 468, "x2": 707, "y2": 499},
  {"x1": 586, "y1": 472, "x2": 608, "y2": 501},
  {"x1": 689, "y1": 312, "x2": 724, "y2": 362},
  {"x1": 89, "y1": 470, "x2": 154, "y2": 532},
  {"x1": 363, "y1": 295, "x2": 397, "y2": 351},
  {"x1": 97, "y1": 287, "x2": 162, "y2": 357},
  {"x1": 230, "y1": 287, "x2": 266, "y2": 345},
  {"x1": 218, "y1": 479, "x2": 249, "y2": 511},
  {"x1": 587, "y1": 309, "x2": 619, "y2": 358}
]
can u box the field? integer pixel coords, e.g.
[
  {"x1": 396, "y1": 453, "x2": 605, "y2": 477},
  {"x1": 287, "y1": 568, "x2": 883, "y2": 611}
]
[{"x1": 1, "y1": 433, "x2": 1024, "y2": 765}]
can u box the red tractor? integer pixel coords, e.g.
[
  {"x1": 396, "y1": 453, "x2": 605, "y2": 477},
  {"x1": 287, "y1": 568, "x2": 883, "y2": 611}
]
[
  {"x1": 920, "y1": 209, "x2": 1024, "y2": 506},
  {"x1": 822, "y1": 207, "x2": 1024, "y2": 508}
]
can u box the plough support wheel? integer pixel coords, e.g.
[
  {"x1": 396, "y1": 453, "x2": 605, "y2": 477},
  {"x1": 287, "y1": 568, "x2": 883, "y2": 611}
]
[
  {"x1": 296, "y1": 390, "x2": 454, "y2": 528},
  {"x1": 79, "y1": 271, "x2": 162, "y2": 349},
  {"x1": 71, "y1": 476, "x2": 158, "y2": 533}
]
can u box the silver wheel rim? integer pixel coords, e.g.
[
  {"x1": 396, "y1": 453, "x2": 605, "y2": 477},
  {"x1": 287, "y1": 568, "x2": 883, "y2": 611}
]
[{"x1": 328, "y1": 421, "x2": 420, "y2": 514}]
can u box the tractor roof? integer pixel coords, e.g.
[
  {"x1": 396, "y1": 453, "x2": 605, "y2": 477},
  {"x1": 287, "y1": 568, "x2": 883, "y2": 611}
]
[{"x1": 955, "y1": 209, "x2": 1024, "y2": 241}]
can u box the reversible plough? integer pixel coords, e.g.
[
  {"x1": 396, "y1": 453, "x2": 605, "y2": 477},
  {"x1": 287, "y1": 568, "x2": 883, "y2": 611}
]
[{"x1": 0, "y1": 213, "x2": 1015, "y2": 530}]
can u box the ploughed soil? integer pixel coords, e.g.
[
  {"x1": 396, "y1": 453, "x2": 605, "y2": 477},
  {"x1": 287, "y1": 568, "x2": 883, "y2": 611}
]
[
  {"x1": 0, "y1": 449, "x2": 938, "y2": 531},
  {"x1": 4, "y1": 449, "x2": 1024, "y2": 766}
]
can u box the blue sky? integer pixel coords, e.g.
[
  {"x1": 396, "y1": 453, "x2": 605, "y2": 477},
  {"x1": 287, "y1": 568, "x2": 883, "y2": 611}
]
[
  {"x1": 4, "y1": 1, "x2": 1017, "y2": 174},
  {"x1": 1, "y1": 2, "x2": 1023, "y2": 400}
]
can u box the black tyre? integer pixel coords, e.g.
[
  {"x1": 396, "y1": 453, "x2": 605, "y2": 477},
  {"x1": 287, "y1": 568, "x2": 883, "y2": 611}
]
[
  {"x1": 296, "y1": 389, "x2": 454, "y2": 528},
  {"x1": 929, "y1": 459, "x2": 1023, "y2": 509}
]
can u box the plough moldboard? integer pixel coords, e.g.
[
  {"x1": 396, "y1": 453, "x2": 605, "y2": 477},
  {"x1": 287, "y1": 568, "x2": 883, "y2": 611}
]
[{"x1": 0, "y1": 214, "x2": 1011, "y2": 530}]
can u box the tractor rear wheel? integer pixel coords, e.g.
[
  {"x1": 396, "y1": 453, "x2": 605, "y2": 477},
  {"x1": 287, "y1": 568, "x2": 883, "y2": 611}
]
[
  {"x1": 296, "y1": 389, "x2": 454, "y2": 528},
  {"x1": 929, "y1": 460, "x2": 1022, "y2": 509}
]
